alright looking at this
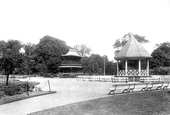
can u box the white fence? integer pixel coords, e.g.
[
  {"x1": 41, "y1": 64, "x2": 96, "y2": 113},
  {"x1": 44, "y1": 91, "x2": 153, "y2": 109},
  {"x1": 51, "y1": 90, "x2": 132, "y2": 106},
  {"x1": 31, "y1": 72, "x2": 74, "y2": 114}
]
[{"x1": 77, "y1": 75, "x2": 129, "y2": 82}]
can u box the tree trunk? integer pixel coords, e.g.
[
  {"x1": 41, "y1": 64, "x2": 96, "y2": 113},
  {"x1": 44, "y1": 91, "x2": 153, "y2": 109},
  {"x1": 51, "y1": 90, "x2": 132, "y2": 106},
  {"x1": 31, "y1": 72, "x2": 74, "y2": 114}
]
[{"x1": 6, "y1": 74, "x2": 9, "y2": 86}]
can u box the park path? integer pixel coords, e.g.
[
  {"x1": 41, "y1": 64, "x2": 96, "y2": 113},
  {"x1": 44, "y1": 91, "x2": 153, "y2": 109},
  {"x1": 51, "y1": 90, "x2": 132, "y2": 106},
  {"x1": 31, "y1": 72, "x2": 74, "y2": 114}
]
[
  {"x1": 0, "y1": 78, "x2": 113, "y2": 115},
  {"x1": 0, "y1": 77, "x2": 167, "y2": 115}
]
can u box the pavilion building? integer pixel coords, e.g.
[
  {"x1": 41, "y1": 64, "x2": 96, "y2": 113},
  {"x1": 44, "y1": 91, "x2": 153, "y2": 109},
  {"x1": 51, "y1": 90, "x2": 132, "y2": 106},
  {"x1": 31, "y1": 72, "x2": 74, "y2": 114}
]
[
  {"x1": 59, "y1": 49, "x2": 83, "y2": 75},
  {"x1": 114, "y1": 34, "x2": 152, "y2": 82}
]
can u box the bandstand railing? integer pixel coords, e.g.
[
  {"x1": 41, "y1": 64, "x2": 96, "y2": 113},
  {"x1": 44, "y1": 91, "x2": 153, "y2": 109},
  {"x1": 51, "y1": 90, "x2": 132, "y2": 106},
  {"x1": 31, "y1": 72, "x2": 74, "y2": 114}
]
[{"x1": 118, "y1": 69, "x2": 148, "y2": 76}]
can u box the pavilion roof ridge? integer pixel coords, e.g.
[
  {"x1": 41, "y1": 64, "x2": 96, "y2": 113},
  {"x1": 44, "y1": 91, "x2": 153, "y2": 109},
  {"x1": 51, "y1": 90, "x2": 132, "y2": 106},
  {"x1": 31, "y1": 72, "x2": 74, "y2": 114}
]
[
  {"x1": 62, "y1": 48, "x2": 82, "y2": 57},
  {"x1": 114, "y1": 34, "x2": 152, "y2": 60}
]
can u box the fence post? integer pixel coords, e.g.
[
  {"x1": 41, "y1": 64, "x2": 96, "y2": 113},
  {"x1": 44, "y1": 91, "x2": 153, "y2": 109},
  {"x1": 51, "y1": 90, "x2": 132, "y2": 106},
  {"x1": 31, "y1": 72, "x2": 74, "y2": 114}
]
[{"x1": 48, "y1": 80, "x2": 51, "y2": 92}]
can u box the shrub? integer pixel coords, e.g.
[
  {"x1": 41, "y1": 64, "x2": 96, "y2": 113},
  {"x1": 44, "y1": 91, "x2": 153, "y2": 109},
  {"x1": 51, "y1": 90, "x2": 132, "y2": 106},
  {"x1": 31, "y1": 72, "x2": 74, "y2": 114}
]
[
  {"x1": 60, "y1": 73, "x2": 77, "y2": 78},
  {"x1": 41, "y1": 73, "x2": 54, "y2": 78},
  {"x1": 152, "y1": 67, "x2": 170, "y2": 75},
  {"x1": 4, "y1": 85, "x2": 21, "y2": 96}
]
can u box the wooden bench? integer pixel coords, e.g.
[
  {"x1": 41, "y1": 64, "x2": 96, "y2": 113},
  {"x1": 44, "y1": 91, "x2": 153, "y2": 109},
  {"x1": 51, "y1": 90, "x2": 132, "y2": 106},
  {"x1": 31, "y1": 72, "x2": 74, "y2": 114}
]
[
  {"x1": 109, "y1": 82, "x2": 170, "y2": 95},
  {"x1": 162, "y1": 82, "x2": 169, "y2": 89},
  {"x1": 123, "y1": 84, "x2": 136, "y2": 93},
  {"x1": 156, "y1": 82, "x2": 164, "y2": 90},
  {"x1": 141, "y1": 83, "x2": 149, "y2": 91},
  {"x1": 145, "y1": 83, "x2": 154, "y2": 91},
  {"x1": 109, "y1": 83, "x2": 136, "y2": 95},
  {"x1": 108, "y1": 85, "x2": 117, "y2": 95},
  {"x1": 141, "y1": 82, "x2": 170, "y2": 91}
]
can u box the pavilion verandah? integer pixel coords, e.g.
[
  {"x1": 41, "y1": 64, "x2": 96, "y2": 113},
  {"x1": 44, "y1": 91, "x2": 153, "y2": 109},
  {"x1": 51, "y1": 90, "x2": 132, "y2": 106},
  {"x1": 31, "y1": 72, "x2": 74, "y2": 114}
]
[
  {"x1": 117, "y1": 59, "x2": 149, "y2": 76},
  {"x1": 114, "y1": 34, "x2": 152, "y2": 82}
]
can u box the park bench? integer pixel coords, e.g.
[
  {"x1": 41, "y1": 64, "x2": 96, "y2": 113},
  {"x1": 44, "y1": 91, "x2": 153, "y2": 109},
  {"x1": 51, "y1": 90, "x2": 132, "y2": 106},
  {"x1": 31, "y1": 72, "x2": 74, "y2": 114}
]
[
  {"x1": 141, "y1": 83, "x2": 149, "y2": 91},
  {"x1": 108, "y1": 84, "x2": 117, "y2": 95},
  {"x1": 122, "y1": 84, "x2": 136, "y2": 93},
  {"x1": 162, "y1": 82, "x2": 169, "y2": 89},
  {"x1": 109, "y1": 83, "x2": 136, "y2": 95},
  {"x1": 140, "y1": 82, "x2": 154, "y2": 91},
  {"x1": 145, "y1": 82, "x2": 154, "y2": 91},
  {"x1": 109, "y1": 81, "x2": 170, "y2": 95},
  {"x1": 156, "y1": 82, "x2": 164, "y2": 90}
]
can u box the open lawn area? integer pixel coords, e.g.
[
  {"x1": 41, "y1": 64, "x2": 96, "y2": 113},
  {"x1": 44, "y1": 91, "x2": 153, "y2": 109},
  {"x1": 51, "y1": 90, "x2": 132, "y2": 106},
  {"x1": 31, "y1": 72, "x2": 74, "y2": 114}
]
[{"x1": 30, "y1": 90, "x2": 170, "y2": 115}]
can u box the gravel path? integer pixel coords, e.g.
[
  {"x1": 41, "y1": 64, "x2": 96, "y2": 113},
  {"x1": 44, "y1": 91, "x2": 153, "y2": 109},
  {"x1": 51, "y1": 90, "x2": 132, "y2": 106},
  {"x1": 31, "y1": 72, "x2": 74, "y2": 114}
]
[{"x1": 0, "y1": 78, "x2": 113, "y2": 115}]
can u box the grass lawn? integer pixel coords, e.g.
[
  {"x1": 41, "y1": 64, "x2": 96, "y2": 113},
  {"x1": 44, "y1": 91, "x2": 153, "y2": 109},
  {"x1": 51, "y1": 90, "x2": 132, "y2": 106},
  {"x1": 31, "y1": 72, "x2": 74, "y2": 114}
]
[{"x1": 30, "y1": 90, "x2": 170, "y2": 115}]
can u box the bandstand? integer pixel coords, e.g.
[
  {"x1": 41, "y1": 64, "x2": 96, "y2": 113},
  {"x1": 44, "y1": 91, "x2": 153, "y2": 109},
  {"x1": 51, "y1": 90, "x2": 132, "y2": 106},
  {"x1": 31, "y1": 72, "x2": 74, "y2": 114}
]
[
  {"x1": 59, "y1": 49, "x2": 83, "y2": 75},
  {"x1": 114, "y1": 34, "x2": 152, "y2": 82}
]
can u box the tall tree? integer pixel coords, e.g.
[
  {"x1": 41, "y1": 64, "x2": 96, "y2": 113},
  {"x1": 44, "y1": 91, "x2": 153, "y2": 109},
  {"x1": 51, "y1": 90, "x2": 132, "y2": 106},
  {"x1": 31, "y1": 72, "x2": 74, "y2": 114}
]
[
  {"x1": 74, "y1": 44, "x2": 91, "y2": 57},
  {"x1": 34, "y1": 35, "x2": 69, "y2": 74},
  {"x1": 22, "y1": 43, "x2": 36, "y2": 75},
  {"x1": 81, "y1": 56, "x2": 98, "y2": 75},
  {"x1": 90, "y1": 54, "x2": 104, "y2": 74},
  {"x1": 113, "y1": 32, "x2": 149, "y2": 54},
  {"x1": 0, "y1": 40, "x2": 23, "y2": 85},
  {"x1": 151, "y1": 42, "x2": 170, "y2": 68}
]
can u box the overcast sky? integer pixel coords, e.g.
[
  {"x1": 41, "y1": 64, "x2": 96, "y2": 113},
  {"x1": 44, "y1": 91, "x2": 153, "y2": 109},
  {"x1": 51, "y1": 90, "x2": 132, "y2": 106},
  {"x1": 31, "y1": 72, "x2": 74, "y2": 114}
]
[{"x1": 0, "y1": 0, "x2": 170, "y2": 60}]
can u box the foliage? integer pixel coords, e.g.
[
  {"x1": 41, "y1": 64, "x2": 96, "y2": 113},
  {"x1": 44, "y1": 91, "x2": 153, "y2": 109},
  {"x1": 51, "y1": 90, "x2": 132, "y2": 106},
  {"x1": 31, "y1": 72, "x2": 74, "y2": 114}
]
[
  {"x1": 3, "y1": 86, "x2": 20, "y2": 96},
  {"x1": 81, "y1": 54, "x2": 116, "y2": 75},
  {"x1": 105, "y1": 62, "x2": 117, "y2": 75},
  {"x1": 151, "y1": 42, "x2": 170, "y2": 68},
  {"x1": 81, "y1": 56, "x2": 98, "y2": 75},
  {"x1": 152, "y1": 67, "x2": 170, "y2": 75},
  {"x1": 59, "y1": 73, "x2": 77, "y2": 78},
  {"x1": 74, "y1": 44, "x2": 91, "y2": 57},
  {"x1": 34, "y1": 35, "x2": 69, "y2": 74},
  {"x1": 1, "y1": 81, "x2": 40, "y2": 96},
  {"x1": 0, "y1": 40, "x2": 23, "y2": 85},
  {"x1": 113, "y1": 32, "x2": 149, "y2": 54},
  {"x1": 91, "y1": 54, "x2": 105, "y2": 74}
]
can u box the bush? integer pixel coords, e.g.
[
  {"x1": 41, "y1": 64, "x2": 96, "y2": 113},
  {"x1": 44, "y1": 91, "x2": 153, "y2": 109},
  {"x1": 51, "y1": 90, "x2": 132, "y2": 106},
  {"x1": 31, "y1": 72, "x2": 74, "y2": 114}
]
[
  {"x1": 59, "y1": 73, "x2": 77, "y2": 78},
  {"x1": 4, "y1": 85, "x2": 21, "y2": 96},
  {"x1": 18, "y1": 82, "x2": 39, "y2": 92},
  {"x1": 40, "y1": 73, "x2": 54, "y2": 78},
  {"x1": 152, "y1": 67, "x2": 170, "y2": 75}
]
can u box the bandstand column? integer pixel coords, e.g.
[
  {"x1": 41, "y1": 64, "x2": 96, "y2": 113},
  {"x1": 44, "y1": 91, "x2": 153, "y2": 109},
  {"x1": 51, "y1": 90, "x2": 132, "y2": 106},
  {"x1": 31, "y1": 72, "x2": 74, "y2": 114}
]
[
  {"x1": 125, "y1": 59, "x2": 128, "y2": 76},
  {"x1": 138, "y1": 59, "x2": 141, "y2": 76},
  {"x1": 117, "y1": 60, "x2": 119, "y2": 76},
  {"x1": 147, "y1": 59, "x2": 149, "y2": 75}
]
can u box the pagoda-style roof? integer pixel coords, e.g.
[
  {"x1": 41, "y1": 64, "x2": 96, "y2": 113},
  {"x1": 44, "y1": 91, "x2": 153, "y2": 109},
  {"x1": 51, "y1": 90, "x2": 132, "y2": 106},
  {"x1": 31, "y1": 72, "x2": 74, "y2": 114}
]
[
  {"x1": 62, "y1": 49, "x2": 82, "y2": 57},
  {"x1": 114, "y1": 35, "x2": 152, "y2": 60}
]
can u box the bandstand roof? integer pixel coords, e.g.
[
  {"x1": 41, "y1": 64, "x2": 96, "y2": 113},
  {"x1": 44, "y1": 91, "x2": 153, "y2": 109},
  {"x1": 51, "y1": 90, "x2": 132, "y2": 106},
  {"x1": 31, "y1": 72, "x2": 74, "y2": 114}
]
[
  {"x1": 62, "y1": 49, "x2": 82, "y2": 57},
  {"x1": 114, "y1": 35, "x2": 152, "y2": 60}
]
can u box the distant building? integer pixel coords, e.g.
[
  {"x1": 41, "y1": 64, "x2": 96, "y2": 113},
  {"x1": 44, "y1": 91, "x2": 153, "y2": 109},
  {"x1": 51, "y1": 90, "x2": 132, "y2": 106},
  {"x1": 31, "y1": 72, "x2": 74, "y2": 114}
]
[{"x1": 59, "y1": 49, "x2": 83, "y2": 76}]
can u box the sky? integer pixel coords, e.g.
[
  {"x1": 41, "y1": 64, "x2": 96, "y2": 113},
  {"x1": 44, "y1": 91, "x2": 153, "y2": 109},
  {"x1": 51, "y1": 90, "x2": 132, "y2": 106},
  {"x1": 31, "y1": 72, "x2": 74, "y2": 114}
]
[{"x1": 0, "y1": 0, "x2": 170, "y2": 61}]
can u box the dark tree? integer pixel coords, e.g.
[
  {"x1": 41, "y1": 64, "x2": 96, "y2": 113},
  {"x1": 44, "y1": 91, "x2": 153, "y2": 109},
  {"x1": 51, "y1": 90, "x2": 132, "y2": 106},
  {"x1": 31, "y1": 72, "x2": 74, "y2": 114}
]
[
  {"x1": 34, "y1": 35, "x2": 69, "y2": 74},
  {"x1": 151, "y1": 42, "x2": 170, "y2": 68},
  {"x1": 0, "y1": 40, "x2": 23, "y2": 85}
]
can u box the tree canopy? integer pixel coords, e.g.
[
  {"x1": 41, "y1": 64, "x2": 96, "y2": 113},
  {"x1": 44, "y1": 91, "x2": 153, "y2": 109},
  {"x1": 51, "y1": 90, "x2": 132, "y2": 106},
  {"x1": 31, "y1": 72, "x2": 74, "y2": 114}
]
[
  {"x1": 34, "y1": 35, "x2": 69, "y2": 74},
  {"x1": 74, "y1": 44, "x2": 91, "y2": 57},
  {"x1": 151, "y1": 42, "x2": 170, "y2": 68},
  {"x1": 0, "y1": 40, "x2": 23, "y2": 85}
]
